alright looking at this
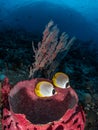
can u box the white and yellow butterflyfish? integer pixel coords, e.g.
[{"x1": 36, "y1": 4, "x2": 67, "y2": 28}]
[
  {"x1": 35, "y1": 81, "x2": 56, "y2": 97},
  {"x1": 52, "y1": 72, "x2": 70, "y2": 89}
]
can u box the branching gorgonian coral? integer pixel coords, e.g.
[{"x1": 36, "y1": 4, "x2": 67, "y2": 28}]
[{"x1": 29, "y1": 20, "x2": 76, "y2": 78}]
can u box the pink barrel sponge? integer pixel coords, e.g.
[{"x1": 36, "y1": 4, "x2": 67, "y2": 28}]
[{"x1": 1, "y1": 76, "x2": 86, "y2": 130}]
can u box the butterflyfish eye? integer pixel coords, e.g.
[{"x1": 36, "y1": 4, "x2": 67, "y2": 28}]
[
  {"x1": 52, "y1": 72, "x2": 70, "y2": 89},
  {"x1": 52, "y1": 89, "x2": 55, "y2": 95},
  {"x1": 35, "y1": 81, "x2": 56, "y2": 97}
]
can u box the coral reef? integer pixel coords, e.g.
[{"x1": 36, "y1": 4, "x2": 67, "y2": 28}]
[
  {"x1": 0, "y1": 21, "x2": 86, "y2": 130},
  {"x1": 0, "y1": 21, "x2": 97, "y2": 129}
]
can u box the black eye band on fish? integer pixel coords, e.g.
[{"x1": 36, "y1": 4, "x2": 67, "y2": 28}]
[
  {"x1": 52, "y1": 89, "x2": 56, "y2": 95},
  {"x1": 66, "y1": 82, "x2": 70, "y2": 88}
]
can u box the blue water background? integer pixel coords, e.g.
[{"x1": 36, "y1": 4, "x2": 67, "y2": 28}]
[{"x1": 0, "y1": 0, "x2": 98, "y2": 45}]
